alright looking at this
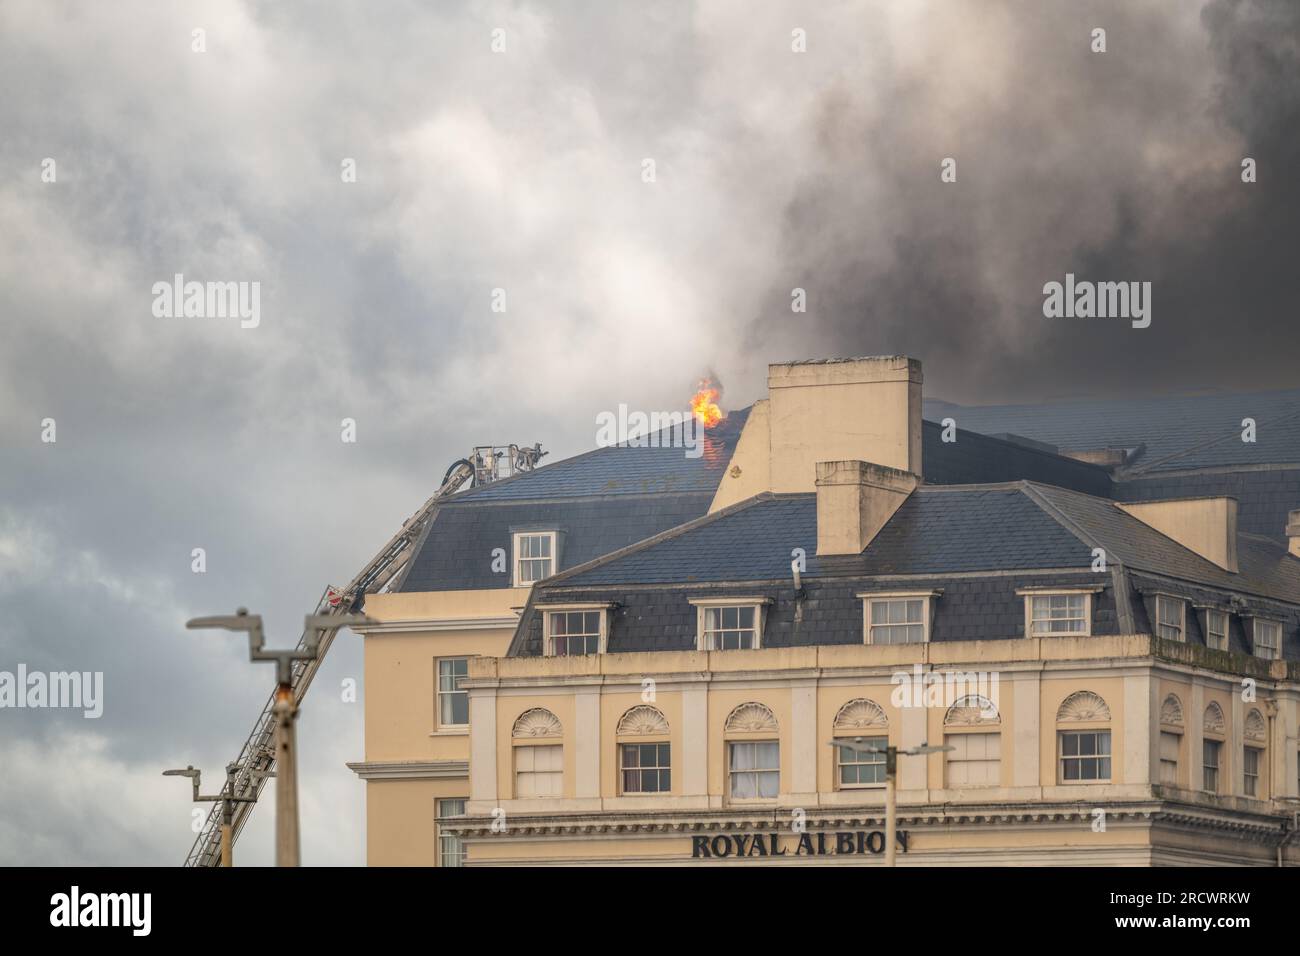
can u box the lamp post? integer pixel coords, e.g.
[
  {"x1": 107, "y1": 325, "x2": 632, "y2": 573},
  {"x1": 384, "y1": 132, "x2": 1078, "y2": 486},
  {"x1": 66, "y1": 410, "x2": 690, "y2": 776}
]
[
  {"x1": 828, "y1": 738, "x2": 952, "y2": 866},
  {"x1": 162, "y1": 762, "x2": 268, "y2": 867},
  {"x1": 186, "y1": 608, "x2": 374, "y2": 866}
]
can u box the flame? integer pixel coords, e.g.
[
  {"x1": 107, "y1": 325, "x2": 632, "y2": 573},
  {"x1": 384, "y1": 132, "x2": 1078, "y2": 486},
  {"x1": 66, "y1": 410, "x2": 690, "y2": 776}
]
[{"x1": 691, "y1": 381, "x2": 724, "y2": 428}]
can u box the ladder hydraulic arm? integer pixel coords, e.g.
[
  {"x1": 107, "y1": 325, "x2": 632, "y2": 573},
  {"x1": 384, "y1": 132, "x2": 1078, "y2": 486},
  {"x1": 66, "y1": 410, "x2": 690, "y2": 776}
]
[{"x1": 182, "y1": 445, "x2": 542, "y2": 866}]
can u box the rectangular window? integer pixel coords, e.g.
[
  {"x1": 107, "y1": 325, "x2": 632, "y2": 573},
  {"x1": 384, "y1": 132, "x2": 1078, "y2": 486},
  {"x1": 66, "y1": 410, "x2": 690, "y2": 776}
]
[
  {"x1": 868, "y1": 598, "x2": 926, "y2": 644},
  {"x1": 836, "y1": 735, "x2": 888, "y2": 787},
  {"x1": 702, "y1": 605, "x2": 758, "y2": 650},
  {"x1": 728, "y1": 741, "x2": 779, "y2": 799},
  {"x1": 1155, "y1": 595, "x2": 1184, "y2": 642},
  {"x1": 547, "y1": 610, "x2": 601, "y2": 656},
  {"x1": 620, "y1": 742, "x2": 671, "y2": 794},
  {"x1": 1244, "y1": 747, "x2": 1261, "y2": 797},
  {"x1": 437, "y1": 658, "x2": 469, "y2": 727},
  {"x1": 1158, "y1": 731, "x2": 1180, "y2": 785},
  {"x1": 513, "y1": 532, "x2": 555, "y2": 586},
  {"x1": 436, "y1": 798, "x2": 466, "y2": 868},
  {"x1": 1254, "y1": 620, "x2": 1281, "y2": 660},
  {"x1": 1205, "y1": 610, "x2": 1228, "y2": 651},
  {"x1": 1059, "y1": 730, "x2": 1111, "y2": 782},
  {"x1": 945, "y1": 732, "x2": 1001, "y2": 787},
  {"x1": 1203, "y1": 739, "x2": 1221, "y2": 793},
  {"x1": 1029, "y1": 593, "x2": 1089, "y2": 636},
  {"x1": 515, "y1": 744, "x2": 563, "y2": 798}
]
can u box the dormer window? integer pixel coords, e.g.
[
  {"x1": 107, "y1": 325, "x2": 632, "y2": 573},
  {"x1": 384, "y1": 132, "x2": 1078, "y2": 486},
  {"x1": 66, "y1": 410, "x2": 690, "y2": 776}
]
[
  {"x1": 690, "y1": 598, "x2": 770, "y2": 651},
  {"x1": 539, "y1": 604, "x2": 611, "y2": 656},
  {"x1": 1154, "y1": 594, "x2": 1185, "y2": 642},
  {"x1": 1018, "y1": 587, "x2": 1096, "y2": 637},
  {"x1": 1204, "y1": 609, "x2": 1229, "y2": 651},
  {"x1": 857, "y1": 591, "x2": 940, "y2": 645},
  {"x1": 1251, "y1": 618, "x2": 1281, "y2": 660},
  {"x1": 513, "y1": 531, "x2": 557, "y2": 587}
]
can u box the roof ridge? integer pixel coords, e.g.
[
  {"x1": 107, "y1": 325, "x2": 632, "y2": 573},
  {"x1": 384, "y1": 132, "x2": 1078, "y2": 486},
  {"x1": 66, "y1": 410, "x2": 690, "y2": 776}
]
[
  {"x1": 925, "y1": 386, "x2": 1300, "y2": 415},
  {"x1": 1018, "y1": 482, "x2": 1107, "y2": 556},
  {"x1": 1027, "y1": 481, "x2": 1241, "y2": 580},
  {"x1": 1121, "y1": 406, "x2": 1300, "y2": 477},
  {"x1": 922, "y1": 419, "x2": 1111, "y2": 475},
  {"x1": 449, "y1": 405, "x2": 754, "y2": 501}
]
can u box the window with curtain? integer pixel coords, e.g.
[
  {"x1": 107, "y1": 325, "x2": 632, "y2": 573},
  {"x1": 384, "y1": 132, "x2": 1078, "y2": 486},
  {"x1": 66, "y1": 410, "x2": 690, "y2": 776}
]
[{"x1": 728, "y1": 741, "x2": 778, "y2": 798}]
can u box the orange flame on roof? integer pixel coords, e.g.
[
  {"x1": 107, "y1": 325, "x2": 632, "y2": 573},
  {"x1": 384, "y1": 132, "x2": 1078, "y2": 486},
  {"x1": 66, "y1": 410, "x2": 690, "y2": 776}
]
[{"x1": 691, "y1": 380, "x2": 724, "y2": 428}]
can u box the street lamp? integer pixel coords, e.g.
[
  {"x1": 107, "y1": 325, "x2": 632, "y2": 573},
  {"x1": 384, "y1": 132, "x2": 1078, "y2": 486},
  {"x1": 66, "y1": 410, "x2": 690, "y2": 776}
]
[
  {"x1": 828, "y1": 738, "x2": 952, "y2": 866},
  {"x1": 162, "y1": 762, "x2": 271, "y2": 867},
  {"x1": 186, "y1": 607, "x2": 374, "y2": 866}
]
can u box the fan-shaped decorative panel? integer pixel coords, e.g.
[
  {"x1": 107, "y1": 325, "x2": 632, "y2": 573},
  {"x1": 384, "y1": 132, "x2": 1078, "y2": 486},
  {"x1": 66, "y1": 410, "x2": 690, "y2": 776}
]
[
  {"x1": 617, "y1": 705, "x2": 669, "y2": 736},
  {"x1": 1244, "y1": 708, "x2": 1267, "y2": 742},
  {"x1": 944, "y1": 695, "x2": 1000, "y2": 726},
  {"x1": 512, "y1": 707, "x2": 563, "y2": 738},
  {"x1": 833, "y1": 698, "x2": 888, "y2": 730},
  {"x1": 1203, "y1": 702, "x2": 1226, "y2": 736},
  {"x1": 724, "y1": 702, "x2": 778, "y2": 733},
  {"x1": 1160, "y1": 694, "x2": 1184, "y2": 727},
  {"x1": 1056, "y1": 691, "x2": 1111, "y2": 723}
]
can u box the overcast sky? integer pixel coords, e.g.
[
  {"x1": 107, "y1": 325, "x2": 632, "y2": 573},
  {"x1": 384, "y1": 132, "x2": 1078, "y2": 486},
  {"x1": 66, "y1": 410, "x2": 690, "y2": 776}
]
[{"x1": 2, "y1": 0, "x2": 1296, "y2": 865}]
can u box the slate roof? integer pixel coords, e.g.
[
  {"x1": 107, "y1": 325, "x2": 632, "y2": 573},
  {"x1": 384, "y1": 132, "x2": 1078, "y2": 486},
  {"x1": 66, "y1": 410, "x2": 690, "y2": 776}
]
[
  {"x1": 543, "y1": 481, "x2": 1300, "y2": 602},
  {"x1": 925, "y1": 389, "x2": 1300, "y2": 475},
  {"x1": 396, "y1": 493, "x2": 714, "y2": 592},
  {"x1": 551, "y1": 487, "x2": 1099, "y2": 587},
  {"x1": 397, "y1": 386, "x2": 1300, "y2": 597},
  {"x1": 514, "y1": 480, "x2": 1300, "y2": 658},
  {"x1": 445, "y1": 407, "x2": 751, "y2": 501}
]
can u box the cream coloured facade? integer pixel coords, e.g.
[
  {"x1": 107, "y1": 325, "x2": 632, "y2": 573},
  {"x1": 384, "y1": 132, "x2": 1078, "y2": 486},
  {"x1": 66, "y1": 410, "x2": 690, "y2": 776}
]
[
  {"x1": 451, "y1": 638, "x2": 1300, "y2": 865},
  {"x1": 348, "y1": 588, "x2": 525, "y2": 866},
  {"x1": 351, "y1": 356, "x2": 1300, "y2": 866}
]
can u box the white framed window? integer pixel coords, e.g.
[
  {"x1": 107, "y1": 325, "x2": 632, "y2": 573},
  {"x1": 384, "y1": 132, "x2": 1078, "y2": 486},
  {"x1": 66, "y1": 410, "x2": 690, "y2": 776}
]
[
  {"x1": 1243, "y1": 747, "x2": 1262, "y2": 797},
  {"x1": 514, "y1": 744, "x2": 563, "y2": 798},
  {"x1": 728, "y1": 740, "x2": 779, "y2": 799},
  {"x1": 690, "y1": 598, "x2": 769, "y2": 651},
  {"x1": 1021, "y1": 590, "x2": 1092, "y2": 637},
  {"x1": 858, "y1": 591, "x2": 939, "y2": 645},
  {"x1": 1154, "y1": 594, "x2": 1185, "y2": 642},
  {"x1": 512, "y1": 531, "x2": 557, "y2": 586},
  {"x1": 539, "y1": 604, "x2": 609, "y2": 656},
  {"x1": 1252, "y1": 619, "x2": 1281, "y2": 660},
  {"x1": 1205, "y1": 609, "x2": 1228, "y2": 651},
  {"x1": 835, "y1": 735, "x2": 887, "y2": 788},
  {"x1": 1203, "y1": 739, "x2": 1221, "y2": 793},
  {"x1": 1158, "y1": 731, "x2": 1180, "y2": 785},
  {"x1": 619, "y1": 742, "x2": 671, "y2": 794},
  {"x1": 436, "y1": 657, "x2": 469, "y2": 728},
  {"x1": 945, "y1": 732, "x2": 1000, "y2": 787},
  {"x1": 436, "y1": 798, "x2": 466, "y2": 867},
  {"x1": 1059, "y1": 730, "x2": 1111, "y2": 782}
]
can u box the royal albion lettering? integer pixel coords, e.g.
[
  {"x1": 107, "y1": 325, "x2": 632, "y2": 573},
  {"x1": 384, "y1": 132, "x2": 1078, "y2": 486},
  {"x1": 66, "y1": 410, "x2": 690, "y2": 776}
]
[{"x1": 691, "y1": 830, "x2": 909, "y2": 859}]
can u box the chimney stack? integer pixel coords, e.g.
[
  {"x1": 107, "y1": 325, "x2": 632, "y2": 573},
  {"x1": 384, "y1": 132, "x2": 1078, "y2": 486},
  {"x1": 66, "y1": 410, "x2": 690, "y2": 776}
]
[
  {"x1": 815, "y1": 460, "x2": 917, "y2": 556},
  {"x1": 1288, "y1": 510, "x2": 1300, "y2": 558},
  {"x1": 767, "y1": 356, "x2": 922, "y2": 493},
  {"x1": 1116, "y1": 497, "x2": 1239, "y2": 573}
]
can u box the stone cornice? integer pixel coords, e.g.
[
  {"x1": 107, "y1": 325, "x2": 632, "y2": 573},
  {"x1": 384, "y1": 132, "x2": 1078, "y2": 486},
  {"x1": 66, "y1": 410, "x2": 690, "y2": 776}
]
[
  {"x1": 444, "y1": 799, "x2": 1292, "y2": 841},
  {"x1": 346, "y1": 760, "x2": 469, "y2": 780}
]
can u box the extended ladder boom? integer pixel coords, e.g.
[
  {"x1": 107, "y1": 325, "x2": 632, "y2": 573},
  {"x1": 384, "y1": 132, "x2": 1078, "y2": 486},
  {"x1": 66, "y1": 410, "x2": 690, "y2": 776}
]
[{"x1": 182, "y1": 445, "x2": 542, "y2": 866}]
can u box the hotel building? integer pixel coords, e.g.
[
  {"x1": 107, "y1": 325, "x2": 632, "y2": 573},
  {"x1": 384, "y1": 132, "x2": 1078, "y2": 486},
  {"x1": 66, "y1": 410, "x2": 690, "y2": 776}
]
[{"x1": 350, "y1": 356, "x2": 1300, "y2": 865}]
